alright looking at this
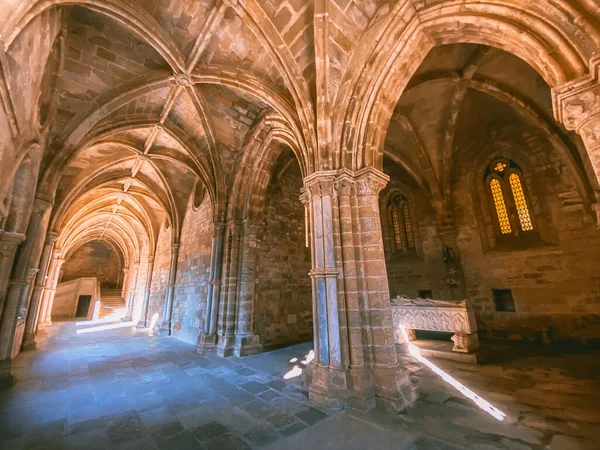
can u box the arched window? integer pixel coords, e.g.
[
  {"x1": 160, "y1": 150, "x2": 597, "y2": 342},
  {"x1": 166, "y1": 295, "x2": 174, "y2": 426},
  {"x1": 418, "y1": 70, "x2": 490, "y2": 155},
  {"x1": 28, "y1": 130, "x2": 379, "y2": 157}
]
[
  {"x1": 485, "y1": 158, "x2": 534, "y2": 239},
  {"x1": 389, "y1": 194, "x2": 415, "y2": 252}
]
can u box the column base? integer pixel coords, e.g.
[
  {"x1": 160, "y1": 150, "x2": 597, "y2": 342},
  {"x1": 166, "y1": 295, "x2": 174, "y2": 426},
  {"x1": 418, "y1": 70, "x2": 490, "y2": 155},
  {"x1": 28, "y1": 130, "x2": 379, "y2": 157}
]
[
  {"x1": 136, "y1": 319, "x2": 148, "y2": 328},
  {"x1": 155, "y1": 321, "x2": 171, "y2": 336},
  {"x1": 303, "y1": 362, "x2": 418, "y2": 413},
  {"x1": 372, "y1": 365, "x2": 418, "y2": 413},
  {"x1": 37, "y1": 321, "x2": 52, "y2": 330},
  {"x1": 0, "y1": 359, "x2": 15, "y2": 389},
  {"x1": 20, "y1": 334, "x2": 37, "y2": 352},
  {"x1": 216, "y1": 335, "x2": 235, "y2": 357},
  {"x1": 232, "y1": 334, "x2": 262, "y2": 357},
  {"x1": 303, "y1": 363, "x2": 350, "y2": 410},
  {"x1": 197, "y1": 333, "x2": 218, "y2": 354}
]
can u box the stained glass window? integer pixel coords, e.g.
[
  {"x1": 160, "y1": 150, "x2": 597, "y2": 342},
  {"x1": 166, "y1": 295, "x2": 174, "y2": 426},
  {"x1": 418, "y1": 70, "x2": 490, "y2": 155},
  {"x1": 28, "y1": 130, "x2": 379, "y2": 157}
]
[
  {"x1": 490, "y1": 178, "x2": 512, "y2": 234},
  {"x1": 493, "y1": 162, "x2": 507, "y2": 173},
  {"x1": 392, "y1": 207, "x2": 403, "y2": 250},
  {"x1": 509, "y1": 173, "x2": 533, "y2": 231},
  {"x1": 403, "y1": 203, "x2": 415, "y2": 248}
]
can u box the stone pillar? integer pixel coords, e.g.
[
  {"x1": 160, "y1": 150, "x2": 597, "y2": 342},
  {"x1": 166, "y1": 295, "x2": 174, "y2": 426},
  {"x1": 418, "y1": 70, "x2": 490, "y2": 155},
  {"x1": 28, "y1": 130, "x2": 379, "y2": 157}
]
[
  {"x1": 553, "y1": 56, "x2": 600, "y2": 222},
  {"x1": 123, "y1": 262, "x2": 139, "y2": 322},
  {"x1": 216, "y1": 221, "x2": 241, "y2": 356},
  {"x1": 22, "y1": 232, "x2": 58, "y2": 350},
  {"x1": 233, "y1": 219, "x2": 263, "y2": 357},
  {"x1": 302, "y1": 168, "x2": 417, "y2": 413},
  {"x1": 0, "y1": 231, "x2": 26, "y2": 320},
  {"x1": 198, "y1": 222, "x2": 224, "y2": 354},
  {"x1": 137, "y1": 255, "x2": 155, "y2": 327},
  {"x1": 120, "y1": 267, "x2": 129, "y2": 299},
  {"x1": 157, "y1": 243, "x2": 180, "y2": 336},
  {"x1": 0, "y1": 196, "x2": 53, "y2": 379},
  {"x1": 37, "y1": 255, "x2": 65, "y2": 329}
]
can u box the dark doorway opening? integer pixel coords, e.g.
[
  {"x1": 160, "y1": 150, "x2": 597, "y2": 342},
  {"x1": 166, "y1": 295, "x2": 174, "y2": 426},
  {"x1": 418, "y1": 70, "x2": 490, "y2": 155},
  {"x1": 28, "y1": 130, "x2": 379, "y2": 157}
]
[{"x1": 75, "y1": 295, "x2": 92, "y2": 318}]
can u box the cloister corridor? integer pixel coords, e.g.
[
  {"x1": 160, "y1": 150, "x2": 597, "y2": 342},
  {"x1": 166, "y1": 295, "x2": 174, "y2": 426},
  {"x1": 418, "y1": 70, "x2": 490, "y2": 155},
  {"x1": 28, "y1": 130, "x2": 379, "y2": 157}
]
[
  {"x1": 2, "y1": 1, "x2": 600, "y2": 449},
  {"x1": 0, "y1": 319, "x2": 598, "y2": 450}
]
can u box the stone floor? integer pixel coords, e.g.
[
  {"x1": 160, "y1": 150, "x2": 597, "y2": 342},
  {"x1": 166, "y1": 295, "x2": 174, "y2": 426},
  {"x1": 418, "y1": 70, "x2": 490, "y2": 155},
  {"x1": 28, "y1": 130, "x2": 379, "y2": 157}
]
[{"x1": 0, "y1": 320, "x2": 599, "y2": 450}]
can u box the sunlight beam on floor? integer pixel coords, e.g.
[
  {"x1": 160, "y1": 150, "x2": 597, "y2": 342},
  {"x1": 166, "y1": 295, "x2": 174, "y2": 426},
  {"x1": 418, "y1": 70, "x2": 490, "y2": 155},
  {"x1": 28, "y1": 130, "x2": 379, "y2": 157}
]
[
  {"x1": 76, "y1": 321, "x2": 135, "y2": 334},
  {"x1": 400, "y1": 326, "x2": 506, "y2": 421}
]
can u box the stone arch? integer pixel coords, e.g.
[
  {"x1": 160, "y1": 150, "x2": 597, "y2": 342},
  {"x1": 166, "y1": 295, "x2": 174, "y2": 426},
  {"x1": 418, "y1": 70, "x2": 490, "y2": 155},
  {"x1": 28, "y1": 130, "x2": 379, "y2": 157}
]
[
  {"x1": 333, "y1": 1, "x2": 600, "y2": 172},
  {"x1": 227, "y1": 112, "x2": 305, "y2": 224},
  {"x1": 3, "y1": 0, "x2": 185, "y2": 72},
  {"x1": 1, "y1": 145, "x2": 42, "y2": 234},
  {"x1": 36, "y1": 28, "x2": 65, "y2": 130}
]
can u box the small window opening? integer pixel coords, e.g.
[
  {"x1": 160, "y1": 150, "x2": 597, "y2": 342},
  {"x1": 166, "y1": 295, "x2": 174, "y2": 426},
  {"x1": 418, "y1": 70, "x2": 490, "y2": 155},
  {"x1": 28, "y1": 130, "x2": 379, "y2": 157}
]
[{"x1": 493, "y1": 289, "x2": 515, "y2": 312}]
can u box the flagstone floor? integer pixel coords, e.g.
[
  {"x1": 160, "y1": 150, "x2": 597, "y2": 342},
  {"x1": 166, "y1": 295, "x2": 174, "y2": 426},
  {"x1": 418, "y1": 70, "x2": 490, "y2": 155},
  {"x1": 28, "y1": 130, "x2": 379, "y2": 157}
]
[{"x1": 1, "y1": 320, "x2": 599, "y2": 449}]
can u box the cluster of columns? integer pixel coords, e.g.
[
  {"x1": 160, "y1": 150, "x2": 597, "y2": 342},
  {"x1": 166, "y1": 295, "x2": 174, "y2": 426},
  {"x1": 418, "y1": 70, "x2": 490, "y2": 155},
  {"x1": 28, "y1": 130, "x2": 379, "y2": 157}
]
[
  {"x1": 198, "y1": 220, "x2": 263, "y2": 357},
  {"x1": 0, "y1": 195, "x2": 54, "y2": 384},
  {"x1": 300, "y1": 168, "x2": 417, "y2": 411}
]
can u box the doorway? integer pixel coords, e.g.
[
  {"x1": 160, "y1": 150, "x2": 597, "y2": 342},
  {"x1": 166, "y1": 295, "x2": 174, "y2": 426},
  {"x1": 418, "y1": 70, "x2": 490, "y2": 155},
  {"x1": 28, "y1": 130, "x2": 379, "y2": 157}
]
[{"x1": 75, "y1": 295, "x2": 92, "y2": 318}]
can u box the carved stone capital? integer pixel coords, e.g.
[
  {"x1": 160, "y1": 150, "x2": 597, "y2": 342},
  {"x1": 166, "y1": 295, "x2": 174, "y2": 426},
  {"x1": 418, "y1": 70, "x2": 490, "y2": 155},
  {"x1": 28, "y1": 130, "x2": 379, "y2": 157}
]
[
  {"x1": 304, "y1": 172, "x2": 336, "y2": 198},
  {"x1": 333, "y1": 177, "x2": 355, "y2": 198},
  {"x1": 552, "y1": 56, "x2": 600, "y2": 132},
  {"x1": 299, "y1": 188, "x2": 309, "y2": 207},
  {"x1": 45, "y1": 231, "x2": 60, "y2": 245},
  {"x1": 0, "y1": 231, "x2": 26, "y2": 255},
  {"x1": 354, "y1": 167, "x2": 389, "y2": 196}
]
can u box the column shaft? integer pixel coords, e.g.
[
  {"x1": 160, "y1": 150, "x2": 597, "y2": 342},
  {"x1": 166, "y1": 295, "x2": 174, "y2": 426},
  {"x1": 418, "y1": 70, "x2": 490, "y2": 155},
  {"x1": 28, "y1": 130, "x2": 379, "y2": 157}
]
[{"x1": 158, "y1": 243, "x2": 180, "y2": 335}]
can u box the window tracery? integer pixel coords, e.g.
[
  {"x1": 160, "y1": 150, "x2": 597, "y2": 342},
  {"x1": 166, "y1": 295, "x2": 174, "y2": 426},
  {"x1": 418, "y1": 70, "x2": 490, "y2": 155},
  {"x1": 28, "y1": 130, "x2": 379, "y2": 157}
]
[
  {"x1": 485, "y1": 158, "x2": 534, "y2": 240},
  {"x1": 389, "y1": 194, "x2": 414, "y2": 252}
]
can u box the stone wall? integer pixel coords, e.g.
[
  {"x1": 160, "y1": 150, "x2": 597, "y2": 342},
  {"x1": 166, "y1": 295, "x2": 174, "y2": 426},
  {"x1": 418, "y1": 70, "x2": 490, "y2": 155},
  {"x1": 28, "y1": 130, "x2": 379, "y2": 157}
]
[
  {"x1": 148, "y1": 225, "x2": 172, "y2": 326},
  {"x1": 382, "y1": 159, "x2": 451, "y2": 301},
  {"x1": 453, "y1": 130, "x2": 600, "y2": 344},
  {"x1": 255, "y1": 159, "x2": 312, "y2": 348},
  {"x1": 171, "y1": 195, "x2": 213, "y2": 344},
  {"x1": 61, "y1": 240, "x2": 122, "y2": 289}
]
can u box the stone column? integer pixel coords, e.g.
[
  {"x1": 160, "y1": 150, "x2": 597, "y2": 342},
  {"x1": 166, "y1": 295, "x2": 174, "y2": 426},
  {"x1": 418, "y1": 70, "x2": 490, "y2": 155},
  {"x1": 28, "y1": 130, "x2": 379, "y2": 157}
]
[
  {"x1": 216, "y1": 221, "x2": 241, "y2": 356},
  {"x1": 0, "y1": 231, "x2": 26, "y2": 319},
  {"x1": 22, "y1": 231, "x2": 58, "y2": 349},
  {"x1": 198, "y1": 222, "x2": 224, "y2": 354},
  {"x1": 158, "y1": 243, "x2": 180, "y2": 336},
  {"x1": 0, "y1": 196, "x2": 53, "y2": 374},
  {"x1": 120, "y1": 267, "x2": 129, "y2": 299},
  {"x1": 232, "y1": 219, "x2": 263, "y2": 357},
  {"x1": 302, "y1": 168, "x2": 417, "y2": 413},
  {"x1": 137, "y1": 255, "x2": 155, "y2": 327},
  {"x1": 553, "y1": 56, "x2": 600, "y2": 222},
  {"x1": 37, "y1": 255, "x2": 65, "y2": 329},
  {"x1": 123, "y1": 262, "x2": 139, "y2": 322}
]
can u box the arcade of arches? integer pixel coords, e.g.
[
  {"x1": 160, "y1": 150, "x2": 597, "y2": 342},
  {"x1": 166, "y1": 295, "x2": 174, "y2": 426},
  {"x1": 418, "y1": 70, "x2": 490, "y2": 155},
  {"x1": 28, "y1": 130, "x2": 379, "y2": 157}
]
[{"x1": 0, "y1": 0, "x2": 599, "y2": 447}]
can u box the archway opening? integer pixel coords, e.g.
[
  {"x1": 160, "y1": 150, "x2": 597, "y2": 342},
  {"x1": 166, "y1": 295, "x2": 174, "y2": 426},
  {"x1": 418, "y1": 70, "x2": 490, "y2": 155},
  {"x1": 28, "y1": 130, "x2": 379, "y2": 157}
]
[
  {"x1": 382, "y1": 43, "x2": 600, "y2": 346},
  {"x1": 53, "y1": 239, "x2": 125, "y2": 321},
  {"x1": 255, "y1": 148, "x2": 313, "y2": 350}
]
